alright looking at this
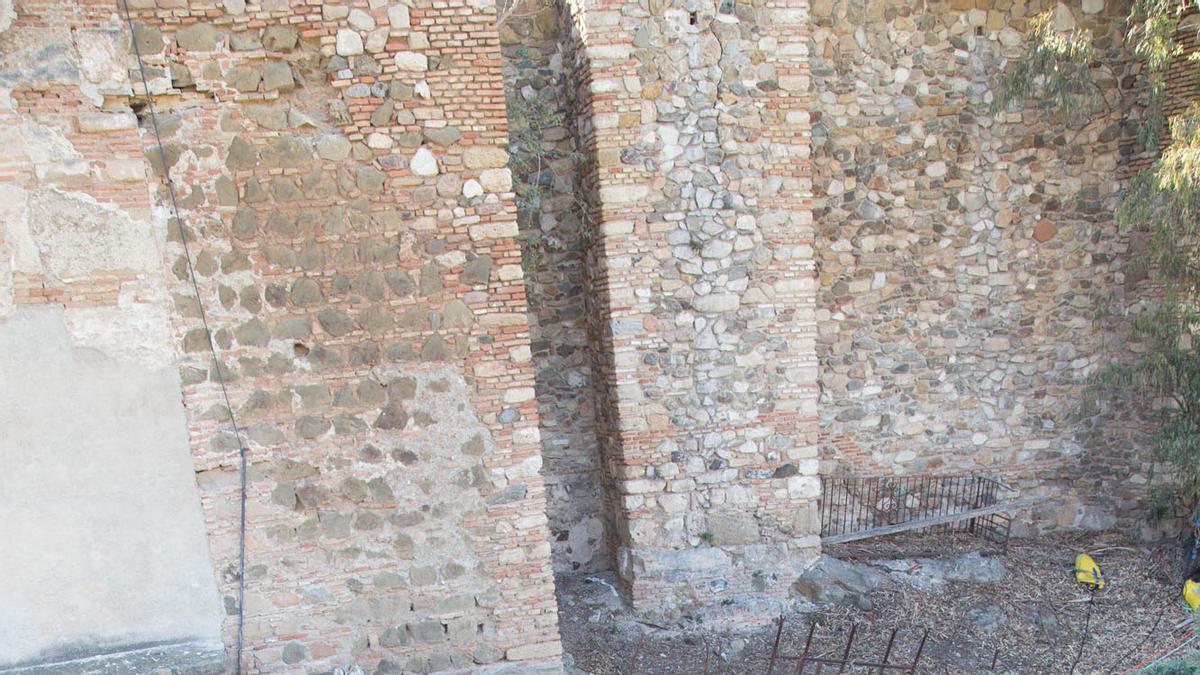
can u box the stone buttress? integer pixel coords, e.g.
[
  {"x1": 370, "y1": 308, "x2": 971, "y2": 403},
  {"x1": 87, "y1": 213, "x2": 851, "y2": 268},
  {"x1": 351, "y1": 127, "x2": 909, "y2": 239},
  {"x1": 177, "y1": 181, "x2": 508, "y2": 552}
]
[{"x1": 562, "y1": 0, "x2": 822, "y2": 617}]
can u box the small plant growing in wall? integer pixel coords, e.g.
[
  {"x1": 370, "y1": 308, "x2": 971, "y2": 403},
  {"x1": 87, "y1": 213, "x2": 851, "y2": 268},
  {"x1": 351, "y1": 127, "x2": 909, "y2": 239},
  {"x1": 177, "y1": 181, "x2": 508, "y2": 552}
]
[
  {"x1": 504, "y1": 78, "x2": 567, "y2": 277},
  {"x1": 503, "y1": 67, "x2": 585, "y2": 278},
  {"x1": 506, "y1": 92, "x2": 569, "y2": 214},
  {"x1": 698, "y1": 531, "x2": 716, "y2": 546},
  {"x1": 998, "y1": 1, "x2": 1200, "y2": 522}
]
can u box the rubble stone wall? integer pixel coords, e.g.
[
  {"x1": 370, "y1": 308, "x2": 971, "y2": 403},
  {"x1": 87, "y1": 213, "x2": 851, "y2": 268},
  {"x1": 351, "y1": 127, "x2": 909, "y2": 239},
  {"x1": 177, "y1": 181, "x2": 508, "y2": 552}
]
[
  {"x1": 1, "y1": 0, "x2": 563, "y2": 670},
  {"x1": 0, "y1": 0, "x2": 1178, "y2": 667},
  {"x1": 809, "y1": 0, "x2": 1156, "y2": 531},
  {"x1": 562, "y1": 0, "x2": 823, "y2": 617}
]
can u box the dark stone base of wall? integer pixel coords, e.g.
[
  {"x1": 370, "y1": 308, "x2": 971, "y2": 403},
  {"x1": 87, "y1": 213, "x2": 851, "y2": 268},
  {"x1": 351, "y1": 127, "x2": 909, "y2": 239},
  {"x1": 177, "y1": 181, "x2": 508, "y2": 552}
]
[
  {"x1": 617, "y1": 542, "x2": 821, "y2": 623},
  {"x1": 0, "y1": 640, "x2": 225, "y2": 675}
]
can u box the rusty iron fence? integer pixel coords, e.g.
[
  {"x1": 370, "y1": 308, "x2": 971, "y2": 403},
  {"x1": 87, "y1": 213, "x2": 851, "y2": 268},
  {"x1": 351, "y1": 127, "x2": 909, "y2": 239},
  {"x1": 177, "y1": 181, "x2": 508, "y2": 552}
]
[
  {"x1": 624, "y1": 616, "x2": 1002, "y2": 674},
  {"x1": 765, "y1": 620, "x2": 929, "y2": 675},
  {"x1": 819, "y1": 473, "x2": 1033, "y2": 546}
]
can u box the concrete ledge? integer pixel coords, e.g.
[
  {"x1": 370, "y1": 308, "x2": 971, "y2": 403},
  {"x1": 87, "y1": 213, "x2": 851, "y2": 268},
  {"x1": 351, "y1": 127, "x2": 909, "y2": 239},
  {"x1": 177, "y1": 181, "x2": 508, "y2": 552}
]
[{"x1": 0, "y1": 640, "x2": 225, "y2": 675}]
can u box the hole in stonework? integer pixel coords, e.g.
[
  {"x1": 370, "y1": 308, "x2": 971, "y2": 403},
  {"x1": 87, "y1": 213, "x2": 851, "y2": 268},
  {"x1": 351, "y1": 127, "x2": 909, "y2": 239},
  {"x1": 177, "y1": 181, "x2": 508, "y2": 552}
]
[
  {"x1": 975, "y1": 26, "x2": 983, "y2": 36},
  {"x1": 689, "y1": 10, "x2": 698, "y2": 24},
  {"x1": 128, "y1": 100, "x2": 148, "y2": 119},
  {"x1": 293, "y1": 342, "x2": 309, "y2": 357}
]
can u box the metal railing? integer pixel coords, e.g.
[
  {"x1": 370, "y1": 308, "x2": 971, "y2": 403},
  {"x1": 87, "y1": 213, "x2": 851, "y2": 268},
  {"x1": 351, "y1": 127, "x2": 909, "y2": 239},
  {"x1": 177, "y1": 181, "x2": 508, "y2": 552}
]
[
  {"x1": 766, "y1": 620, "x2": 929, "y2": 675},
  {"x1": 624, "y1": 616, "x2": 1004, "y2": 674},
  {"x1": 820, "y1": 473, "x2": 1018, "y2": 545}
]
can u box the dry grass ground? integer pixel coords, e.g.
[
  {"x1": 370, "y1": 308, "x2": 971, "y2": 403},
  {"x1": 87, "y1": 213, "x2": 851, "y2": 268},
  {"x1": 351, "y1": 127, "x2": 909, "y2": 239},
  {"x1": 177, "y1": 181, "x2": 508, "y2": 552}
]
[{"x1": 558, "y1": 531, "x2": 1197, "y2": 674}]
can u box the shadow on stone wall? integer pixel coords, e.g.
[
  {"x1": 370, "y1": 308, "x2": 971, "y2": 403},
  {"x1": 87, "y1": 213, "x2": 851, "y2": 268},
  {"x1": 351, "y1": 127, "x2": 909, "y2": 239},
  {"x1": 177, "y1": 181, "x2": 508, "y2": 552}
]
[{"x1": 498, "y1": 0, "x2": 614, "y2": 574}]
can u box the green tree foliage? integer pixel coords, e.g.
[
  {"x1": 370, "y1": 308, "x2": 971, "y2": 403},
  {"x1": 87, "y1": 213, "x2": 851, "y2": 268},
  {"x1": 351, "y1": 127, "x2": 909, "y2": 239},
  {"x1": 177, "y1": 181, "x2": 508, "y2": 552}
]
[
  {"x1": 997, "y1": 1, "x2": 1200, "y2": 517},
  {"x1": 995, "y1": 9, "x2": 1102, "y2": 124}
]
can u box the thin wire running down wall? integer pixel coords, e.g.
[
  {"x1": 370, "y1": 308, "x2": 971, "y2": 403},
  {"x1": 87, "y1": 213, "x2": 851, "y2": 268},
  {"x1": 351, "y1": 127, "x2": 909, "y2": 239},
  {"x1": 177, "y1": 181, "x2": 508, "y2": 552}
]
[{"x1": 820, "y1": 473, "x2": 1027, "y2": 546}]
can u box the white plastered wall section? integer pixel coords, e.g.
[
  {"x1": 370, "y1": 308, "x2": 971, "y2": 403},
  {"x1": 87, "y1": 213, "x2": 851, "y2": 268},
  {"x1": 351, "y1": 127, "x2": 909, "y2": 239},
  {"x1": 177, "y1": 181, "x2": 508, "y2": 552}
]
[{"x1": 0, "y1": 15, "x2": 224, "y2": 671}]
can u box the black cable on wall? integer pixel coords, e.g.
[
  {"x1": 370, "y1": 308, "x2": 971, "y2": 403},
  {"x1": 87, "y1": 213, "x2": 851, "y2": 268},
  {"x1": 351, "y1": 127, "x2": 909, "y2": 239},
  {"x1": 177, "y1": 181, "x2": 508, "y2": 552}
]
[{"x1": 116, "y1": 2, "x2": 249, "y2": 670}]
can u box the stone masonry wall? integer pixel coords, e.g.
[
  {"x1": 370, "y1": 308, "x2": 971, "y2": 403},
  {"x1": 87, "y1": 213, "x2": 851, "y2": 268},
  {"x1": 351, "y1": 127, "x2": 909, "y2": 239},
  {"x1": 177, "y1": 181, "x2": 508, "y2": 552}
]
[
  {"x1": 810, "y1": 0, "x2": 1156, "y2": 530},
  {"x1": 1, "y1": 0, "x2": 564, "y2": 671},
  {"x1": 0, "y1": 1, "x2": 225, "y2": 668},
  {"x1": 1, "y1": 0, "x2": 1178, "y2": 669},
  {"x1": 563, "y1": 0, "x2": 823, "y2": 617},
  {"x1": 497, "y1": 0, "x2": 612, "y2": 574}
]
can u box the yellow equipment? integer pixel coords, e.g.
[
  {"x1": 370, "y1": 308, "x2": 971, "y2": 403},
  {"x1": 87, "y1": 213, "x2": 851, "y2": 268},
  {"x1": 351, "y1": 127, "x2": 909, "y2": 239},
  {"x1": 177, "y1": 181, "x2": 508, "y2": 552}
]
[
  {"x1": 1184, "y1": 573, "x2": 1200, "y2": 611},
  {"x1": 1074, "y1": 553, "x2": 1106, "y2": 590}
]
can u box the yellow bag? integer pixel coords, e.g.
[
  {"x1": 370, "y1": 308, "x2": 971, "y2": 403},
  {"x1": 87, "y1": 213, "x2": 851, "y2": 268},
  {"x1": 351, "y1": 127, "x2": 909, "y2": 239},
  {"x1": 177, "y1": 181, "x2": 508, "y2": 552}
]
[
  {"x1": 1184, "y1": 577, "x2": 1200, "y2": 611},
  {"x1": 1074, "y1": 553, "x2": 1105, "y2": 590}
]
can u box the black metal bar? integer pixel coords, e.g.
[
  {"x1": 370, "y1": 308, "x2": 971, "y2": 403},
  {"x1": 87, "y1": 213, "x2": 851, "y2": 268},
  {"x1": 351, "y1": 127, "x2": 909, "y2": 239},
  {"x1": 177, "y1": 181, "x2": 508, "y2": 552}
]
[
  {"x1": 821, "y1": 472, "x2": 1023, "y2": 543},
  {"x1": 878, "y1": 628, "x2": 897, "y2": 675},
  {"x1": 896, "y1": 476, "x2": 903, "y2": 524},
  {"x1": 841, "y1": 477, "x2": 850, "y2": 534},
  {"x1": 909, "y1": 630, "x2": 928, "y2": 674},
  {"x1": 970, "y1": 477, "x2": 982, "y2": 534},
  {"x1": 829, "y1": 477, "x2": 837, "y2": 534},
  {"x1": 989, "y1": 647, "x2": 999, "y2": 673},
  {"x1": 795, "y1": 622, "x2": 816, "y2": 675},
  {"x1": 840, "y1": 475, "x2": 849, "y2": 533},
  {"x1": 919, "y1": 476, "x2": 927, "y2": 526},
  {"x1": 911, "y1": 476, "x2": 918, "y2": 527},
  {"x1": 918, "y1": 475, "x2": 925, "y2": 528},
  {"x1": 825, "y1": 477, "x2": 831, "y2": 534},
  {"x1": 873, "y1": 475, "x2": 883, "y2": 528},
  {"x1": 938, "y1": 475, "x2": 952, "y2": 532},
  {"x1": 862, "y1": 477, "x2": 867, "y2": 530},
  {"x1": 838, "y1": 624, "x2": 857, "y2": 673},
  {"x1": 827, "y1": 477, "x2": 832, "y2": 534},
  {"x1": 922, "y1": 475, "x2": 930, "y2": 523},
  {"x1": 910, "y1": 476, "x2": 916, "y2": 527},
  {"x1": 767, "y1": 615, "x2": 785, "y2": 675},
  {"x1": 883, "y1": 477, "x2": 892, "y2": 525},
  {"x1": 831, "y1": 477, "x2": 836, "y2": 534},
  {"x1": 828, "y1": 477, "x2": 836, "y2": 536},
  {"x1": 866, "y1": 477, "x2": 872, "y2": 528},
  {"x1": 926, "y1": 476, "x2": 933, "y2": 529},
  {"x1": 830, "y1": 475, "x2": 840, "y2": 533},
  {"x1": 820, "y1": 478, "x2": 828, "y2": 535},
  {"x1": 818, "y1": 478, "x2": 824, "y2": 535},
  {"x1": 954, "y1": 475, "x2": 965, "y2": 530}
]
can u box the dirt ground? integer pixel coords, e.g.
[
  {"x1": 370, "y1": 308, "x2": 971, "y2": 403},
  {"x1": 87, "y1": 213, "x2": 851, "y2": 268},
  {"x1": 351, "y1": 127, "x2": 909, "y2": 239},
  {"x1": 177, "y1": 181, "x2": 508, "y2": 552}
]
[{"x1": 557, "y1": 531, "x2": 1199, "y2": 674}]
